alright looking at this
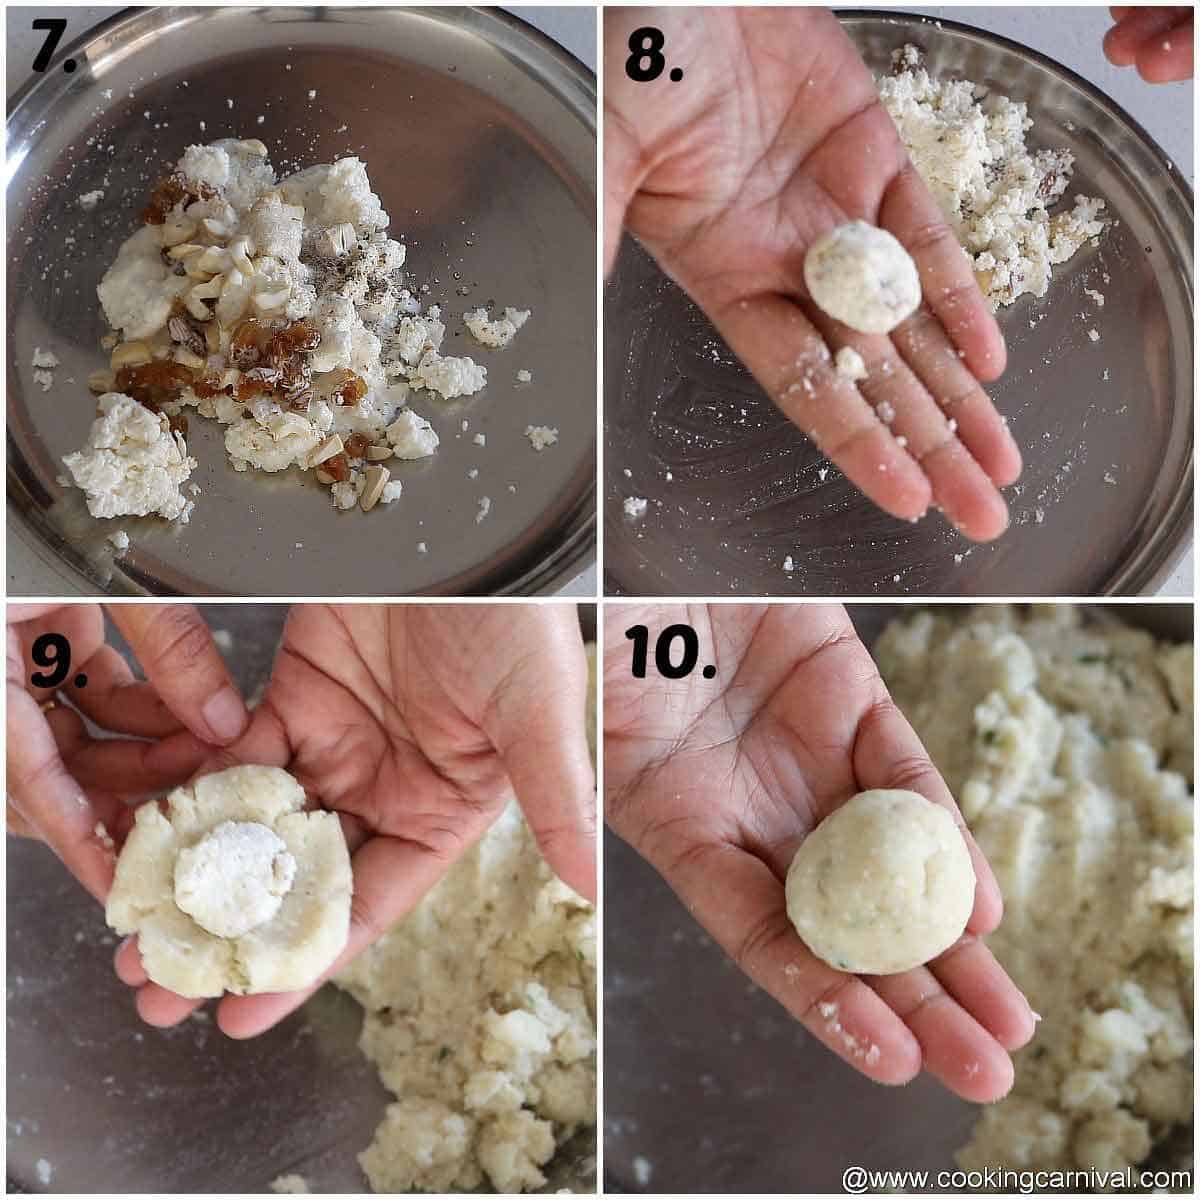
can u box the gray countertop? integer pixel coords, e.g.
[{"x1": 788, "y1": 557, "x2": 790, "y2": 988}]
[{"x1": 6, "y1": 4, "x2": 598, "y2": 598}]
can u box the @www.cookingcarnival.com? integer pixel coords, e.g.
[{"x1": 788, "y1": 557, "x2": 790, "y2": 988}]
[{"x1": 841, "y1": 1166, "x2": 1194, "y2": 1193}]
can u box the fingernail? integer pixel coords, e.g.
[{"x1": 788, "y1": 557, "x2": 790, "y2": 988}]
[{"x1": 201, "y1": 686, "x2": 247, "y2": 744}]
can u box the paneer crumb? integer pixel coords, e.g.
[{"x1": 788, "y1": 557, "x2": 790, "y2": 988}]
[
  {"x1": 524, "y1": 424, "x2": 559, "y2": 451},
  {"x1": 623, "y1": 496, "x2": 648, "y2": 520},
  {"x1": 834, "y1": 346, "x2": 868, "y2": 381}
]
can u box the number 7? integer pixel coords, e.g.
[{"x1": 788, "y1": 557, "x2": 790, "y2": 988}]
[{"x1": 31, "y1": 18, "x2": 68, "y2": 73}]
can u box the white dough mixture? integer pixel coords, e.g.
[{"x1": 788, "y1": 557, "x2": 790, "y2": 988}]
[
  {"x1": 63, "y1": 138, "x2": 532, "y2": 522},
  {"x1": 879, "y1": 45, "x2": 1107, "y2": 309},
  {"x1": 106, "y1": 765, "x2": 352, "y2": 999},
  {"x1": 877, "y1": 606, "x2": 1192, "y2": 1175},
  {"x1": 804, "y1": 221, "x2": 922, "y2": 335},
  {"x1": 325, "y1": 640, "x2": 598, "y2": 1193},
  {"x1": 785, "y1": 788, "x2": 975, "y2": 975}
]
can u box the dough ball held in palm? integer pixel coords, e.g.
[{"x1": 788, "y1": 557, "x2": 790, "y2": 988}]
[
  {"x1": 106, "y1": 764, "x2": 353, "y2": 998},
  {"x1": 785, "y1": 788, "x2": 975, "y2": 975},
  {"x1": 803, "y1": 220, "x2": 922, "y2": 334}
]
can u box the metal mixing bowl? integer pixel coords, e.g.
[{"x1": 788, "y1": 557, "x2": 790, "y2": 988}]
[
  {"x1": 7, "y1": 6, "x2": 596, "y2": 596},
  {"x1": 603, "y1": 603, "x2": 1191, "y2": 1192},
  {"x1": 604, "y1": 11, "x2": 1193, "y2": 596},
  {"x1": 7, "y1": 603, "x2": 597, "y2": 1192}
]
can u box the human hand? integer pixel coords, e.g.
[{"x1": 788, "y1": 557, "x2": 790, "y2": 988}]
[
  {"x1": 115, "y1": 603, "x2": 596, "y2": 1036},
  {"x1": 6, "y1": 603, "x2": 248, "y2": 900},
  {"x1": 605, "y1": 7, "x2": 1021, "y2": 541},
  {"x1": 603, "y1": 604, "x2": 1035, "y2": 1102},
  {"x1": 1104, "y1": 7, "x2": 1194, "y2": 80}
]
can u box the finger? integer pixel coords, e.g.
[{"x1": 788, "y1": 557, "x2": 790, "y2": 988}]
[
  {"x1": 1104, "y1": 6, "x2": 1188, "y2": 65},
  {"x1": 641, "y1": 837, "x2": 924, "y2": 1084},
  {"x1": 216, "y1": 832, "x2": 471, "y2": 1038},
  {"x1": 107, "y1": 605, "x2": 249, "y2": 746},
  {"x1": 812, "y1": 325, "x2": 1014, "y2": 541},
  {"x1": 930, "y1": 936, "x2": 1036, "y2": 1052},
  {"x1": 867, "y1": 961, "x2": 1015, "y2": 1103},
  {"x1": 65, "y1": 732, "x2": 212, "y2": 798},
  {"x1": 64, "y1": 645, "x2": 186, "y2": 739},
  {"x1": 880, "y1": 164, "x2": 1007, "y2": 382},
  {"x1": 7, "y1": 800, "x2": 38, "y2": 838},
  {"x1": 114, "y1": 936, "x2": 149, "y2": 986},
  {"x1": 135, "y1": 982, "x2": 204, "y2": 1027},
  {"x1": 604, "y1": 107, "x2": 642, "y2": 275},
  {"x1": 711, "y1": 293, "x2": 932, "y2": 522},
  {"x1": 891, "y1": 309, "x2": 1022, "y2": 487},
  {"x1": 488, "y1": 635, "x2": 597, "y2": 902},
  {"x1": 851, "y1": 696, "x2": 1004, "y2": 936},
  {"x1": 5, "y1": 689, "x2": 117, "y2": 903},
  {"x1": 1135, "y1": 15, "x2": 1194, "y2": 82}
]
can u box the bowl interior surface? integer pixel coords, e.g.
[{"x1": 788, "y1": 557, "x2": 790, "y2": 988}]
[{"x1": 8, "y1": 6, "x2": 596, "y2": 596}]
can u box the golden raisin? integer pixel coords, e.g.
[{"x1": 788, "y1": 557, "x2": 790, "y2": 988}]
[
  {"x1": 324, "y1": 452, "x2": 350, "y2": 482},
  {"x1": 142, "y1": 173, "x2": 215, "y2": 225}
]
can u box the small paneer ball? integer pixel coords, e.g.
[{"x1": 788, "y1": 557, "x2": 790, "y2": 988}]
[
  {"x1": 803, "y1": 220, "x2": 922, "y2": 334},
  {"x1": 174, "y1": 819, "x2": 296, "y2": 939},
  {"x1": 785, "y1": 788, "x2": 975, "y2": 975}
]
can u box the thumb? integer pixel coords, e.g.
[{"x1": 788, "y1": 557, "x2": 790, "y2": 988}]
[
  {"x1": 487, "y1": 640, "x2": 597, "y2": 902},
  {"x1": 604, "y1": 108, "x2": 642, "y2": 276},
  {"x1": 106, "y1": 604, "x2": 248, "y2": 747}
]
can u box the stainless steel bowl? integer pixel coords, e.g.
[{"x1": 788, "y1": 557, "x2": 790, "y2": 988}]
[
  {"x1": 604, "y1": 11, "x2": 1193, "y2": 596},
  {"x1": 603, "y1": 603, "x2": 1191, "y2": 1192},
  {"x1": 7, "y1": 6, "x2": 596, "y2": 596},
  {"x1": 6, "y1": 603, "x2": 597, "y2": 1192}
]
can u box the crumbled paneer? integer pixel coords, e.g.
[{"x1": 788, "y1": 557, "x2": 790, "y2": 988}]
[
  {"x1": 1087, "y1": 328, "x2": 1100, "y2": 343},
  {"x1": 879, "y1": 48, "x2": 1106, "y2": 308},
  {"x1": 65, "y1": 137, "x2": 517, "y2": 526},
  {"x1": 516, "y1": 369, "x2": 532, "y2": 383},
  {"x1": 632, "y1": 1155, "x2": 654, "y2": 1186},
  {"x1": 475, "y1": 496, "x2": 492, "y2": 523},
  {"x1": 464, "y1": 305, "x2": 531, "y2": 349},
  {"x1": 834, "y1": 346, "x2": 868, "y2": 381},
  {"x1": 78, "y1": 189, "x2": 104, "y2": 210},
  {"x1": 783, "y1": 555, "x2": 795, "y2": 572},
  {"x1": 411, "y1": 350, "x2": 486, "y2": 400},
  {"x1": 525, "y1": 425, "x2": 559, "y2": 451},
  {"x1": 336, "y1": 805, "x2": 595, "y2": 1193},
  {"x1": 269, "y1": 1174, "x2": 310, "y2": 1193},
  {"x1": 107, "y1": 530, "x2": 130, "y2": 553},
  {"x1": 623, "y1": 496, "x2": 648, "y2": 520},
  {"x1": 31, "y1": 346, "x2": 59, "y2": 369},
  {"x1": 62, "y1": 393, "x2": 196, "y2": 521},
  {"x1": 878, "y1": 606, "x2": 1192, "y2": 1176},
  {"x1": 385, "y1": 409, "x2": 439, "y2": 459}
]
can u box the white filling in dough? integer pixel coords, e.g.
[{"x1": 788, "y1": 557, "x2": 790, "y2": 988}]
[
  {"x1": 785, "y1": 787, "x2": 975, "y2": 975},
  {"x1": 106, "y1": 764, "x2": 352, "y2": 998},
  {"x1": 173, "y1": 819, "x2": 296, "y2": 938},
  {"x1": 803, "y1": 221, "x2": 922, "y2": 335}
]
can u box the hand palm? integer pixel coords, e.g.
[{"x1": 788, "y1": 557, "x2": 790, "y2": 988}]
[
  {"x1": 607, "y1": 8, "x2": 1021, "y2": 540},
  {"x1": 605, "y1": 604, "x2": 1034, "y2": 1103}
]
